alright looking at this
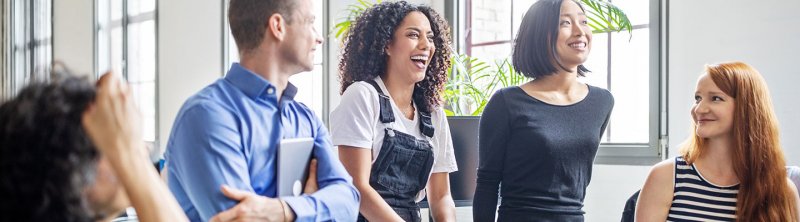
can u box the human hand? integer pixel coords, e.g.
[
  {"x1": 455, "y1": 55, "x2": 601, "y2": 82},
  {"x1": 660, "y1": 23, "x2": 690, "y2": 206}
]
[
  {"x1": 304, "y1": 158, "x2": 318, "y2": 194},
  {"x1": 82, "y1": 72, "x2": 145, "y2": 157},
  {"x1": 210, "y1": 185, "x2": 293, "y2": 222}
]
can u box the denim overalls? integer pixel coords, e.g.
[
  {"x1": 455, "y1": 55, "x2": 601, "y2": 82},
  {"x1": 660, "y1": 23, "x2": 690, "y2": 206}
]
[{"x1": 356, "y1": 80, "x2": 435, "y2": 222}]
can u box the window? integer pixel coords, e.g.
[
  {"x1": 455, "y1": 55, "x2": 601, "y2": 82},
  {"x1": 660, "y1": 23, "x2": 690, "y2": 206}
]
[
  {"x1": 453, "y1": 0, "x2": 664, "y2": 164},
  {"x1": 95, "y1": 0, "x2": 158, "y2": 144},
  {"x1": 2, "y1": 0, "x2": 52, "y2": 100},
  {"x1": 223, "y1": 1, "x2": 328, "y2": 121}
]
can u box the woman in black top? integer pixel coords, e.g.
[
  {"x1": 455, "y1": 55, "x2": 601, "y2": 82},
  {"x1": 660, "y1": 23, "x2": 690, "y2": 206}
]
[{"x1": 473, "y1": 0, "x2": 614, "y2": 221}]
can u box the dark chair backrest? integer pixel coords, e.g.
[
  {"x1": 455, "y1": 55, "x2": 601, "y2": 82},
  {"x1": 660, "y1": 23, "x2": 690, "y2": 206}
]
[
  {"x1": 788, "y1": 166, "x2": 800, "y2": 195},
  {"x1": 621, "y1": 190, "x2": 640, "y2": 222},
  {"x1": 446, "y1": 116, "x2": 480, "y2": 206}
]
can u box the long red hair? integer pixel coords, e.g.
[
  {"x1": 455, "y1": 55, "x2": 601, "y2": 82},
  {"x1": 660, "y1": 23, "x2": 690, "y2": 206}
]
[{"x1": 680, "y1": 61, "x2": 798, "y2": 221}]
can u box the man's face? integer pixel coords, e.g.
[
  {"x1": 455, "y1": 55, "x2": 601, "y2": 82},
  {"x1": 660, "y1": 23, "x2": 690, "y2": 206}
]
[{"x1": 280, "y1": 0, "x2": 323, "y2": 73}]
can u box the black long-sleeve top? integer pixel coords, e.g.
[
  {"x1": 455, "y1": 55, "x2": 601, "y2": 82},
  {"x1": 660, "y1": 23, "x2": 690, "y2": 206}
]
[{"x1": 473, "y1": 86, "x2": 613, "y2": 221}]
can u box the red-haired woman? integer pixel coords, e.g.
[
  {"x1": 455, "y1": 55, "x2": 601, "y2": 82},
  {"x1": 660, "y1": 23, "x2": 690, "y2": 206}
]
[{"x1": 636, "y1": 61, "x2": 800, "y2": 221}]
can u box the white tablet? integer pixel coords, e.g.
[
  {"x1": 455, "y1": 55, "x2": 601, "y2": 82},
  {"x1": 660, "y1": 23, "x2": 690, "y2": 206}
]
[{"x1": 277, "y1": 137, "x2": 315, "y2": 197}]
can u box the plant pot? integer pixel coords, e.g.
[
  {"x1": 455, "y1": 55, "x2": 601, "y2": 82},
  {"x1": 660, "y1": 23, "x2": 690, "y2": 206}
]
[{"x1": 446, "y1": 115, "x2": 480, "y2": 207}]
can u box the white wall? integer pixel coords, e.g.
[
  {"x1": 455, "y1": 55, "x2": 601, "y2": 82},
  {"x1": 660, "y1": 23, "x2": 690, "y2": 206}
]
[
  {"x1": 668, "y1": 0, "x2": 800, "y2": 166},
  {"x1": 53, "y1": 0, "x2": 93, "y2": 77},
  {"x1": 156, "y1": 0, "x2": 222, "y2": 151}
]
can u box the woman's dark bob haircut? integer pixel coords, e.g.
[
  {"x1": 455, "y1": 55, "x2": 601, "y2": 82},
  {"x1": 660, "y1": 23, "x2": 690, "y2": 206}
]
[{"x1": 512, "y1": 0, "x2": 589, "y2": 79}]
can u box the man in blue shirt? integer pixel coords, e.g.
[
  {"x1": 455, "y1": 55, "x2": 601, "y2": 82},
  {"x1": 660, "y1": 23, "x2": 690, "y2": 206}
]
[{"x1": 164, "y1": 0, "x2": 359, "y2": 221}]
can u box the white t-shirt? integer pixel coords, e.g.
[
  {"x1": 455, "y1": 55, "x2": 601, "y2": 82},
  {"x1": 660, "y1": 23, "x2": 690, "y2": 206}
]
[{"x1": 330, "y1": 76, "x2": 458, "y2": 202}]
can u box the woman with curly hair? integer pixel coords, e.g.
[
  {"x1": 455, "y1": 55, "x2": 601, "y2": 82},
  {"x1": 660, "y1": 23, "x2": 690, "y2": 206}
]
[
  {"x1": 473, "y1": 0, "x2": 614, "y2": 221},
  {"x1": 636, "y1": 62, "x2": 799, "y2": 221},
  {"x1": 329, "y1": 1, "x2": 457, "y2": 221}
]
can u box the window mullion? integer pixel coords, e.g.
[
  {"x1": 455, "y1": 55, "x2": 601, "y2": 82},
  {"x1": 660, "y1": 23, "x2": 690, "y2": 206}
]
[
  {"x1": 122, "y1": 0, "x2": 128, "y2": 80},
  {"x1": 605, "y1": 31, "x2": 612, "y2": 143}
]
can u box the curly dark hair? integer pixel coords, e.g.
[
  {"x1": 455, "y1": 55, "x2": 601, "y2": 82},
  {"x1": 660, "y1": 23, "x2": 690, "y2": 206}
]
[
  {"x1": 0, "y1": 75, "x2": 99, "y2": 221},
  {"x1": 339, "y1": 1, "x2": 452, "y2": 113}
]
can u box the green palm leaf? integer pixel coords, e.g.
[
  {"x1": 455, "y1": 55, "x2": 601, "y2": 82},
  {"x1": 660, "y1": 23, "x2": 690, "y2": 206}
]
[
  {"x1": 580, "y1": 0, "x2": 633, "y2": 36},
  {"x1": 331, "y1": 0, "x2": 382, "y2": 42}
]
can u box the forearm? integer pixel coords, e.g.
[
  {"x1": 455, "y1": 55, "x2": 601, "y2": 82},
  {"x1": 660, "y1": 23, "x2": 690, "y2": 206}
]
[
  {"x1": 429, "y1": 194, "x2": 456, "y2": 222},
  {"x1": 282, "y1": 180, "x2": 360, "y2": 221},
  {"x1": 356, "y1": 184, "x2": 404, "y2": 222},
  {"x1": 106, "y1": 144, "x2": 187, "y2": 222}
]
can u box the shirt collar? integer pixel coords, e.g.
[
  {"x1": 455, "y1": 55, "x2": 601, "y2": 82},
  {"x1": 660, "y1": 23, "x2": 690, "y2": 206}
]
[{"x1": 224, "y1": 63, "x2": 297, "y2": 101}]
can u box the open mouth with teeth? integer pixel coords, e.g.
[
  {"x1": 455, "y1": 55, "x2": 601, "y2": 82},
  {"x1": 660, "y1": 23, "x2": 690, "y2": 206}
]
[
  {"x1": 411, "y1": 55, "x2": 429, "y2": 69},
  {"x1": 568, "y1": 41, "x2": 587, "y2": 50}
]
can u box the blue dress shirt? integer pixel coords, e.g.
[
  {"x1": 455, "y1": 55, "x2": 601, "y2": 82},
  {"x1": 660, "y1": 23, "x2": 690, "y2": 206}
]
[{"x1": 165, "y1": 63, "x2": 360, "y2": 221}]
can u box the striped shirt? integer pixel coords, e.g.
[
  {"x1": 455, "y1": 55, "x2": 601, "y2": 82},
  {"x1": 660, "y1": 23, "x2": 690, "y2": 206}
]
[{"x1": 667, "y1": 156, "x2": 739, "y2": 221}]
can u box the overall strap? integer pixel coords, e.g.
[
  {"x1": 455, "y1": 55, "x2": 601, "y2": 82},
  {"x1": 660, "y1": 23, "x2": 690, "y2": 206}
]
[
  {"x1": 365, "y1": 80, "x2": 395, "y2": 124},
  {"x1": 418, "y1": 110, "x2": 434, "y2": 138},
  {"x1": 366, "y1": 79, "x2": 435, "y2": 137}
]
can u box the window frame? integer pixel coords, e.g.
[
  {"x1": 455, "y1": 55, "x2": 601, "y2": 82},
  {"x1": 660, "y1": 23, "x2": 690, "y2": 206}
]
[
  {"x1": 2, "y1": 0, "x2": 53, "y2": 100},
  {"x1": 93, "y1": 0, "x2": 159, "y2": 146},
  {"x1": 445, "y1": 0, "x2": 666, "y2": 165}
]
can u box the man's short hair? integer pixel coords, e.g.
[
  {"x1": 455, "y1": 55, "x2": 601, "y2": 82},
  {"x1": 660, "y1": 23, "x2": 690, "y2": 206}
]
[{"x1": 228, "y1": 0, "x2": 298, "y2": 54}]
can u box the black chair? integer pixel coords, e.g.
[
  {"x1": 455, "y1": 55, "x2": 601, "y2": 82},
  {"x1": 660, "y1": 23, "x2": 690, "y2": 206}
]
[{"x1": 620, "y1": 190, "x2": 640, "y2": 222}]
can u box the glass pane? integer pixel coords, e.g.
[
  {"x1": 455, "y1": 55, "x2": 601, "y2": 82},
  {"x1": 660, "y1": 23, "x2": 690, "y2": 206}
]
[
  {"x1": 126, "y1": 20, "x2": 156, "y2": 83},
  {"x1": 130, "y1": 82, "x2": 156, "y2": 141},
  {"x1": 470, "y1": 43, "x2": 512, "y2": 64},
  {"x1": 314, "y1": 0, "x2": 323, "y2": 64},
  {"x1": 97, "y1": 0, "x2": 111, "y2": 76},
  {"x1": 612, "y1": 0, "x2": 649, "y2": 26},
  {"x1": 142, "y1": 116, "x2": 156, "y2": 143},
  {"x1": 469, "y1": 0, "x2": 512, "y2": 45},
  {"x1": 111, "y1": 0, "x2": 122, "y2": 21},
  {"x1": 313, "y1": 40, "x2": 322, "y2": 65},
  {"x1": 13, "y1": 0, "x2": 26, "y2": 46},
  {"x1": 111, "y1": 27, "x2": 124, "y2": 78},
  {"x1": 511, "y1": 0, "x2": 538, "y2": 38},
  {"x1": 40, "y1": 0, "x2": 52, "y2": 39},
  {"x1": 97, "y1": 28, "x2": 111, "y2": 74},
  {"x1": 14, "y1": 49, "x2": 26, "y2": 92},
  {"x1": 607, "y1": 28, "x2": 650, "y2": 143},
  {"x1": 97, "y1": 0, "x2": 110, "y2": 27},
  {"x1": 289, "y1": 65, "x2": 323, "y2": 118},
  {"x1": 223, "y1": 0, "x2": 238, "y2": 65},
  {"x1": 128, "y1": 0, "x2": 156, "y2": 16},
  {"x1": 228, "y1": 31, "x2": 239, "y2": 63},
  {"x1": 581, "y1": 33, "x2": 609, "y2": 89},
  {"x1": 129, "y1": 82, "x2": 156, "y2": 117}
]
